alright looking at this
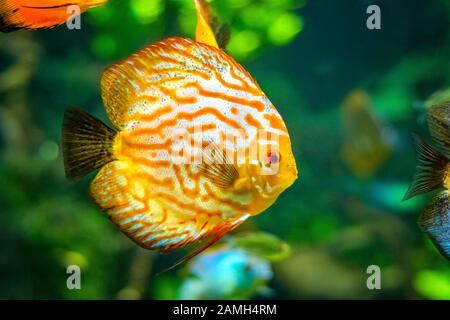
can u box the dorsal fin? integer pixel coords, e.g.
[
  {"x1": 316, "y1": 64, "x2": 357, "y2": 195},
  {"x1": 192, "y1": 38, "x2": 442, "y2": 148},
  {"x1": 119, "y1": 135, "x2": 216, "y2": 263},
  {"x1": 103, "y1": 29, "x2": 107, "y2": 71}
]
[
  {"x1": 158, "y1": 214, "x2": 250, "y2": 274},
  {"x1": 100, "y1": 56, "x2": 144, "y2": 129},
  {"x1": 427, "y1": 102, "x2": 450, "y2": 158},
  {"x1": 100, "y1": 38, "x2": 198, "y2": 129},
  {"x1": 194, "y1": 0, "x2": 230, "y2": 49}
]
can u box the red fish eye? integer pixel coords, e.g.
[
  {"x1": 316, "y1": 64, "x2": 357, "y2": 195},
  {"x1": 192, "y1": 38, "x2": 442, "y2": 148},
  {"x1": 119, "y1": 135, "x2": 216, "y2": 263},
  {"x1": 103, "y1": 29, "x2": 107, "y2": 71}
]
[{"x1": 267, "y1": 152, "x2": 279, "y2": 165}]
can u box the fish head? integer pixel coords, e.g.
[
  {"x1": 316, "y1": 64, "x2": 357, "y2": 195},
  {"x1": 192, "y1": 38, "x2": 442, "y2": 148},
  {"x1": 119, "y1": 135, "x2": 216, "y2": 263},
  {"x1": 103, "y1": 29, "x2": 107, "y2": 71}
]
[{"x1": 233, "y1": 134, "x2": 298, "y2": 214}]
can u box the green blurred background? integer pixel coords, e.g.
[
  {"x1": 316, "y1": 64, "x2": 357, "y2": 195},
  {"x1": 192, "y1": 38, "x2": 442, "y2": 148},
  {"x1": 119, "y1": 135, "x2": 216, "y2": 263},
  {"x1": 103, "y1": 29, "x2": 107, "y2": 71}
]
[{"x1": 0, "y1": 0, "x2": 449, "y2": 299}]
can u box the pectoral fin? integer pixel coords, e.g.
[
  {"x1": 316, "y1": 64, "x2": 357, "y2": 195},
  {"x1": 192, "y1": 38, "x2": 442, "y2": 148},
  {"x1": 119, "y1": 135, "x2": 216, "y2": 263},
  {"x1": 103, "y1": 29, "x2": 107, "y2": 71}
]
[{"x1": 198, "y1": 139, "x2": 239, "y2": 189}]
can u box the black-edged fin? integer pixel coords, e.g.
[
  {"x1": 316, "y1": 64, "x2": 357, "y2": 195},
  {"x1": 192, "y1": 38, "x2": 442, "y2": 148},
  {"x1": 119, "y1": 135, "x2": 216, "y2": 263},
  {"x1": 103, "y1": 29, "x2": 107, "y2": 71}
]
[
  {"x1": 215, "y1": 23, "x2": 231, "y2": 50},
  {"x1": 427, "y1": 102, "x2": 450, "y2": 158},
  {"x1": 158, "y1": 214, "x2": 250, "y2": 274},
  {"x1": 0, "y1": 2, "x2": 20, "y2": 32},
  {"x1": 418, "y1": 191, "x2": 450, "y2": 260},
  {"x1": 403, "y1": 134, "x2": 448, "y2": 201},
  {"x1": 157, "y1": 232, "x2": 224, "y2": 274},
  {"x1": 62, "y1": 108, "x2": 117, "y2": 181},
  {"x1": 198, "y1": 139, "x2": 239, "y2": 189}
]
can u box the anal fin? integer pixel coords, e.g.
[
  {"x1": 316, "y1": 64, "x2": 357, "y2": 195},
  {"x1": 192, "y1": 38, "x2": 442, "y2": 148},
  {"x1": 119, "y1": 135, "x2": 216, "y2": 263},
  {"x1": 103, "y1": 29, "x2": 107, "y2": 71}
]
[
  {"x1": 90, "y1": 161, "x2": 166, "y2": 249},
  {"x1": 90, "y1": 162, "x2": 241, "y2": 259},
  {"x1": 158, "y1": 214, "x2": 250, "y2": 274}
]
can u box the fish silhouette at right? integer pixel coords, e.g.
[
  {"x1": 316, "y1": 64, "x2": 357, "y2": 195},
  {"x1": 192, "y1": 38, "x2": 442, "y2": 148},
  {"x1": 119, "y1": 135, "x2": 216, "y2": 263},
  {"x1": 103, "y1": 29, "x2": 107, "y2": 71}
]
[{"x1": 403, "y1": 102, "x2": 450, "y2": 260}]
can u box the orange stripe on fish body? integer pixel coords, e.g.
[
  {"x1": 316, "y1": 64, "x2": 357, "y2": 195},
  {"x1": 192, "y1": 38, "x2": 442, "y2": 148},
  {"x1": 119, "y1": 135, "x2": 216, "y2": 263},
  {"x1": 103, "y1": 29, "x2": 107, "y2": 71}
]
[
  {"x1": 88, "y1": 37, "x2": 297, "y2": 253},
  {"x1": 0, "y1": 0, "x2": 107, "y2": 32}
]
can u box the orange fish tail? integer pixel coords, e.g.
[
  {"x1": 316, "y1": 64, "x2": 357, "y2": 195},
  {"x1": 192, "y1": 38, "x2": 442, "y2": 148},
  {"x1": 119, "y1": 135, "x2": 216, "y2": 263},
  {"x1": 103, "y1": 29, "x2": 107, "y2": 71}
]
[{"x1": 0, "y1": 0, "x2": 107, "y2": 32}]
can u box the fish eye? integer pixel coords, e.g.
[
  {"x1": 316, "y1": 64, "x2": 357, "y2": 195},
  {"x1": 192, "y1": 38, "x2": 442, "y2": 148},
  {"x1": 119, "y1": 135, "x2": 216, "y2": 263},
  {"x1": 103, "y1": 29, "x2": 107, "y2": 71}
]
[{"x1": 266, "y1": 151, "x2": 280, "y2": 165}]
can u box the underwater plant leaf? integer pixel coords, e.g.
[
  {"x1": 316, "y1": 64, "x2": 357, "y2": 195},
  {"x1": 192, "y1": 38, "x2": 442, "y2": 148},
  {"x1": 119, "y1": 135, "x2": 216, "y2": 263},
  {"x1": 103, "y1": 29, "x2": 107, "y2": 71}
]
[
  {"x1": 230, "y1": 231, "x2": 291, "y2": 262},
  {"x1": 413, "y1": 269, "x2": 450, "y2": 299}
]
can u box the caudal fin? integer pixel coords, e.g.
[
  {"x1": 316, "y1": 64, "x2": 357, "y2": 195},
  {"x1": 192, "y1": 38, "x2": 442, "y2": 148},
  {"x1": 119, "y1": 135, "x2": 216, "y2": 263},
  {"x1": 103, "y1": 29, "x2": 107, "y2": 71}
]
[
  {"x1": 0, "y1": 1, "x2": 20, "y2": 32},
  {"x1": 62, "y1": 108, "x2": 116, "y2": 181},
  {"x1": 403, "y1": 134, "x2": 448, "y2": 201}
]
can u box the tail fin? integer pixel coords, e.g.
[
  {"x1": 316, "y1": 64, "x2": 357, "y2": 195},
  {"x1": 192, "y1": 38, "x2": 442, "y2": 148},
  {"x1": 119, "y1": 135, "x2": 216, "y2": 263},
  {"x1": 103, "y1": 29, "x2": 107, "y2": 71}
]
[
  {"x1": 0, "y1": 1, "x2": 20, "y2": 32},
  {"x1": 62, "y1": 108, "x2": 116, "y2": 181},
  {"x1": 403, "y1": 134, "x2": 448, "y2": 201}
]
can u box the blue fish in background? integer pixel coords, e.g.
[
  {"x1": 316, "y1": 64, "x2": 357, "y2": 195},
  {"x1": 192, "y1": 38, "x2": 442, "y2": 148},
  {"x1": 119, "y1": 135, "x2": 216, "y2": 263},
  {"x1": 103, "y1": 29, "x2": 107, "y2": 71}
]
[
  {"x1": 403, "y1": 102, "x2": 450, "y2": 260},
  {"x1": 179, "y1": 247, "x2": 273, "y2": 300}
]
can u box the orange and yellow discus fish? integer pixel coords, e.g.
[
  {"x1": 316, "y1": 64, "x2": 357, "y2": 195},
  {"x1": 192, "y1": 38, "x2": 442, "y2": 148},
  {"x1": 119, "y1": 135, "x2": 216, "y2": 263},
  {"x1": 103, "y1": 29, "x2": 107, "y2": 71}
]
[
  {"x1": 62, "y1": 0, "x2": 298, "y2": 267},
  {"x1": 0, "y1": 0, "x2": 108, "y2": 32}
]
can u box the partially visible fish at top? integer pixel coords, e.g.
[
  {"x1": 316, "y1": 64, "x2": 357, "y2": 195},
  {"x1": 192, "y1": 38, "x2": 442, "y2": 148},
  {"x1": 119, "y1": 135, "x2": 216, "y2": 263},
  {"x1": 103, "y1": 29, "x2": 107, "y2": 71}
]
[
  {"x1": 62, "y1": 0, "x2": 298, "y2": 269},
  {"x1": 0, "y1": 0, "x2": 108, "y2": 32},
  {"x1": 403, "y1": 101, "x2": 450, "y2": 260},
  {"x1": 340, "y1": 89, "x2": 394, "y2": 178},
  {"x1": 425, "y1": 88, "x2": 450, "y2": 110},
  {"x1": 413, "y1": 87, "x2": 450, "y2": 125}
]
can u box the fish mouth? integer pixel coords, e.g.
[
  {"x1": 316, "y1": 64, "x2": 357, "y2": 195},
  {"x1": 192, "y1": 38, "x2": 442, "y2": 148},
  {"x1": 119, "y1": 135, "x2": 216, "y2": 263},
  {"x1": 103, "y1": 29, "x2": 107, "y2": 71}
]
[
  {"x1": 254, "y1": 174, "x2": 292, "y2": 199},
  {"x1": 233, "y1": 159, "x2": 297, "y2": 197}
]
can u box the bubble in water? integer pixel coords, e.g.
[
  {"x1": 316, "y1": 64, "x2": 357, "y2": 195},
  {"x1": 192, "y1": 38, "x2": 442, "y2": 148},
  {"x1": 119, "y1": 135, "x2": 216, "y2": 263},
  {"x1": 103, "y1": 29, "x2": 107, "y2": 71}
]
[{"x1": 39, "y1": 140, "x2": 59, "y2": 161}]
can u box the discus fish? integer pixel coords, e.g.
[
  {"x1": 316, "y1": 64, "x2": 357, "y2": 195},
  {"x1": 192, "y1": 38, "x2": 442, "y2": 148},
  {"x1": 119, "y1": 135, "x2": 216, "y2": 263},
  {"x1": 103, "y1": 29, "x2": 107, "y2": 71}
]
[
  {"x1": 62, "y1": 0, "x2": 297, "y2": 268},
  {"x1": 425, "y1": 87, "x2": 450, "y2": 109},
  {"x1": 0, "y1": 0, "x2": 108, "y2": 32},
  {"x1": 403, "y1": 102, "x2": 450, "y2": 260},
  {"x1": 340, "y1": 89, "x2": 392, "y2": 178}
]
